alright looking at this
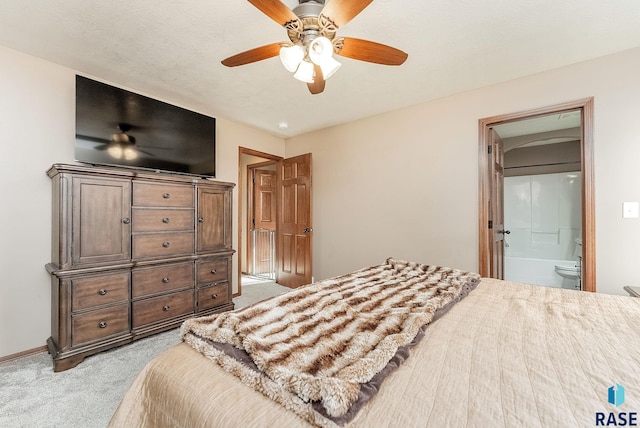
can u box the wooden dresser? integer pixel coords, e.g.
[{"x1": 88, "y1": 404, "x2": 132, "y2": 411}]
[{"x1": 46, "y1": 164, "x2": 235, "y2": 371}]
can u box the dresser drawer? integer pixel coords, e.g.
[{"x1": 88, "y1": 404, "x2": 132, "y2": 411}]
[
  {"x1": 132, "y1": 262, "x2": 194, "y2": 298},
  {"x1": 132, "y1": 208, "x2": 194, "y2": 233},
  {"x1": 132, "y1": 232, "x2": 194, "y2": 259},
  {"x1": 197, "y1": 283, "x2": 230, "y2": 312},
  {"x1": 196, "y1": 258, "x2": 229, "y2": 286},
  {"x1": 72, "y1": 272, "x2": 129, "y2": 311},
  {"x1": 132, "y1": 290, "x2": 194, "y2": 329},
  {"x1": 133, "y1": 182, "x2": 194, "y2": 208},
  {"x1": 72, "y1": 304, "x2": 129, "y2": 346}
]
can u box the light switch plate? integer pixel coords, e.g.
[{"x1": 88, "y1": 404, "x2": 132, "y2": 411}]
[{"x1": 623, "y1": 202, "x2": 639, "y2": 218}]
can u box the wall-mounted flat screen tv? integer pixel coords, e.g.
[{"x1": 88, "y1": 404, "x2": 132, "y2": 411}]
[{"x1": 74, "y1": 75, "x2": 216, "y2": 177}]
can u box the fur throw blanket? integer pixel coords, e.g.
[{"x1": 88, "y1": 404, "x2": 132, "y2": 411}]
[{"x1": 182, "y1": 258, "x2": 480, "y2": 427}]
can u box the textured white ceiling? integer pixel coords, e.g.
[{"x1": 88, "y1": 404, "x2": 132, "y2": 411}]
[{"x1": 0, "y1": 0, "x2": 639, "y2": 138}]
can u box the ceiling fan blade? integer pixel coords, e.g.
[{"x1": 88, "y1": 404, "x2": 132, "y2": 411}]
[
  {"x1": 138, "y1": 145, "x2": 173, "y2": 151},
  {"x1": 335, "y1": 37, "x2": 408, "y2": 65},
  {"x1": 320, "y1": 0, "x2": 373, "y2": 27},
  {"x1": 76, "y1": 134, "x2": 109, "y2": 145},
  {"x1": 247, "y1": 0, "x2": 300, "y2": 26},
  {"x1": 307, "y1": 65, "x2": 325, "y2": 95},
  {"x1": 137, "y1": 148, "x2": 157, "y2": 157},
  {"x1": 221, "y1": 43, "x2": 282, "y2": 67}
]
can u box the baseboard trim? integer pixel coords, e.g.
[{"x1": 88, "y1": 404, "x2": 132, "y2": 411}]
[{"x1": 0, "y1": 345, "x2": 48, "y2": 363}]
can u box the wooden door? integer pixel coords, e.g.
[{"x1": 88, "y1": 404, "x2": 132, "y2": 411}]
[
  {"x1": 72, "y1": 176, "x2": 131, "y2": 266},
  {"x1": 488, "y1": 129, "x2": 506, "y2": 279},
  {"x1": 276, "y1": 154, "x2": 312, "y2": 288},
  {"x1": 252, "y1": 169, "x2": 276, "y2": 276}
]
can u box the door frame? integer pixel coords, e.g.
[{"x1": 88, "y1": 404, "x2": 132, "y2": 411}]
[
  {"x1": 478, "y1": 97, "x2": 596, "y2": 291},
  {"x1": 237, "y1": 147, "x2": 283, "y2": 296}
]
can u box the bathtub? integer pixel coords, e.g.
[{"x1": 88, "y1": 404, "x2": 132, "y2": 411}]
[{"x1": 504, "y1": 257, "x2": 580, "y2": 290}]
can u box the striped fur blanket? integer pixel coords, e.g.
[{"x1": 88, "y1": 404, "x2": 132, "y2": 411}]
[{"x1": 182, "y1": 258, "x2": 480, "y2": 427}]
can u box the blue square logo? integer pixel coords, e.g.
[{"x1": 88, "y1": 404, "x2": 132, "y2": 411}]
[{"x1": 608, "y1": 384, "x2": 625, "y2": 407}]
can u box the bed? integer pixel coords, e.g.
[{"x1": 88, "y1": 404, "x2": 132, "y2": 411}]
[{"x1": 109, "y1": 258, "x2": 640, "y2": 427}]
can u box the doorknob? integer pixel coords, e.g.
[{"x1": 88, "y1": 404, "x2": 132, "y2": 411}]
[
  {"x1": 498, "y1": 229, "x2": 511, "y2": 248},
  {"x1": 303, "y1": 228, "x2": 313, "y2": 233}
]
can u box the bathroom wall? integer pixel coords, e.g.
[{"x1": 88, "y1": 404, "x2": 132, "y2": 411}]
[{"x1": 504, "y1": 172, "x2": 582, "y2": 260}]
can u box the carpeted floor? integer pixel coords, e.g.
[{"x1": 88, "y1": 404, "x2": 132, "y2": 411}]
[{"x1": 0, "y1": 278, "x2": 290, "y2": 428}]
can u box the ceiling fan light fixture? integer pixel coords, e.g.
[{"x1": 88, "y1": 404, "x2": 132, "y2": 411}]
[
  {"x1": 318, "y1": 56, "x2": 341, "y2": 80},
  {"x1": 108, "y1": 142, "x2": 138, "y2": 160},
  {"x1": 112, "y1": 133, "x2": 126, "y2": 143},
  {"x1": 123, "y1": 147, "x2": 138, "y2": 160},
  {"x1": 293, "y1": 59, "x2": 315, "y2": 83},
  {"x1": 279, "y1": 44, "x2": 304, "y2": 72},
  {"x1": 309, "y1": 36, "x2": 340, "y2": 79},
  {"x1": 309, "y1": 36, "x2": 333, "y2": 61},
  {"x1": 108, "y1": 144, "x2": 124, "y2": 159}
]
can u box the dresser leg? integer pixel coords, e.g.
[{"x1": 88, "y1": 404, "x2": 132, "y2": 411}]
[
  {"x1": 47, "y1": 337, "x2": 86, "y2": 372},
  {"x1": 53, "y1": 354, "x2": 86, "y2": 372}
]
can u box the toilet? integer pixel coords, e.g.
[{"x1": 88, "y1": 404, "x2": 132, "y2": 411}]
[{"x1": 554, "y1": 238, "x2": 582, "y2": 288}]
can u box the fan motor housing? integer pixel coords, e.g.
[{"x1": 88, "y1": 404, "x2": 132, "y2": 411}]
[{"x1": 293, "y1": 1, "x2": 324, "y2": 20}]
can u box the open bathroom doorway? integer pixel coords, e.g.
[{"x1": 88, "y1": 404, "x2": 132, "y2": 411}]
[{"x1": 478, "y1": 98, "x2": 595, "y2": 292}]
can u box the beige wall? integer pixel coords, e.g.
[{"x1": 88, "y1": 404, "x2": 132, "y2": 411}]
[
  {"x1": 286, "y1": 47, "x2": 640, "y2": 297},
  {"x1": 0, "y1": 45, "x2": 285, "y2": 358}
]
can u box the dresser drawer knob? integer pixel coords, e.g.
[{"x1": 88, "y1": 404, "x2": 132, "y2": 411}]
[
  {"x1": 210, "y1": 269, "x2": 217, "y2": 274},
  {"x1": 98, "y1": 288, "x2": 108, "y2": 296},
  {"x1": 162, "y1": 277, "x2": 170, "y2": 283},
  {"x1": 212, "y1": 294, "x2": 218, "y2": 299},
  {"x1": 162, "y1": 241, "x2": 170, "y2": 248},
  {"x1": 98, "y1": 321, "x2": 107, "y2": 329},
  {"x1": 122, "y1": 217, "x2": 131, "y2": 224},
  {"x1": 162, "y1": 217, "x2": 170, "y2": 224},
  {"x1": 163, "y1": 305, "x2": 170, "y2": 312},
  {"x1": 163, "y1": 193, "x2": 170, "y2": 199}
]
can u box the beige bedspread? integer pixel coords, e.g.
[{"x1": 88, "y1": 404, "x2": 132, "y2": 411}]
[{"x1": 109, "y1": 279, "x2": 640, "y2": 427}]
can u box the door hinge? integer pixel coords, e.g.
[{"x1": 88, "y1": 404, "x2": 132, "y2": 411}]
[
  {"x1": 252, "y1": 178, "x2": 256, "y2": 184},
  {"x1": 488, "y1": 145, "x2": 493, "y2": 154},
  {"x1": 252, "y1": 218, "x2": 255, "y2": 226},
  {"x1": 488, "y1": 220, "x2": 493, "y2": 229}
]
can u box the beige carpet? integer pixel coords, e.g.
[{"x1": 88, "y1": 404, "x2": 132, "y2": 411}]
[{"x1": 0, "y1": 279, "x2": 290, "y2": 428}]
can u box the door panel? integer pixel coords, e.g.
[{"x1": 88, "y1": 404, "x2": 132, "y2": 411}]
[
  {"x1": 197, "y1": 188, "x2": 231, "y2": 253},
  {"x1": 72, "y1": 176, "x2": 131, "y2": 266},
  {"x1": 489, "y1": 129, "x2": 505, "y2": 280},
  {"x1": 277, "y1": 153, "x2": 312, "y2": 288},
  {"x1": 254, "y1": 169, "x2": 276, "y2": 229}
]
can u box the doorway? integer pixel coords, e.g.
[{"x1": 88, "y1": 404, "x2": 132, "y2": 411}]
[
  {"x1": 237, "y1": 148, "x2": 314, "y2": 296},
  {"x1": 495, "y1": 111, "x2": 582, "y2": 290},
  {"x1": 478, "y1": 98, "x2": 595, "y2": 292},
  {"x1": 238, "y1": 148, "x2": 282, "y2": 296}
]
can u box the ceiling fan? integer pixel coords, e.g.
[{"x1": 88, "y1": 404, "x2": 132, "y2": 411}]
[
  {"x1": 77, "y1": 124, "x2": 170, "y2": 160},
  {"x1": 221, "y1": 0, "x2": 408, "y2": 94}
]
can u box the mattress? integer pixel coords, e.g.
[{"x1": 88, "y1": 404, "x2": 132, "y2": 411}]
[{"x1": 109, "y1": 278, "x2": 640, "y2": 427}]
